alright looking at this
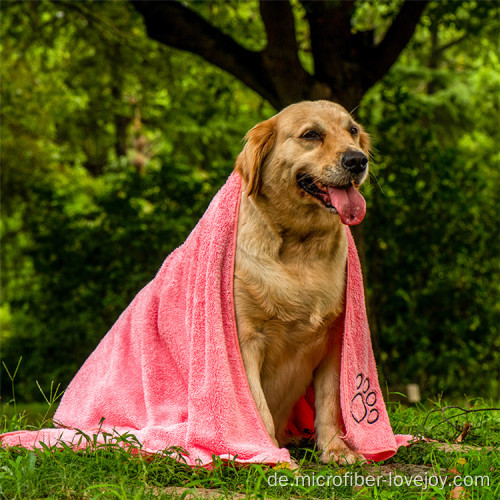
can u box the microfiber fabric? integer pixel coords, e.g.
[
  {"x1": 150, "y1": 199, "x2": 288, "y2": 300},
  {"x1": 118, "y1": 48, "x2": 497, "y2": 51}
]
[{"x1": 0, "y1": 172, "x2": 411, "y2": 465}]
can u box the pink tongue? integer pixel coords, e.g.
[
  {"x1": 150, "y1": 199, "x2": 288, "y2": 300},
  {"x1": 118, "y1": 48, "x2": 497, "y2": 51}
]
[{"x1": 327, "y1": 185, "x2": 366, "y2": 225}]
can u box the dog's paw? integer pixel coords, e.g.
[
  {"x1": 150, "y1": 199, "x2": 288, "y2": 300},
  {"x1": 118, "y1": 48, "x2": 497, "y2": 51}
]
[{"x1": 320, "y1": 440, "x2": 365, "y2": 465}]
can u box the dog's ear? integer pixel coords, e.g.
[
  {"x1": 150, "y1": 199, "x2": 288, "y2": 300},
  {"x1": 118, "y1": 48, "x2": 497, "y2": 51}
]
[{"x1": 235, "y1": 118, "x2": 276, "y2": 197}]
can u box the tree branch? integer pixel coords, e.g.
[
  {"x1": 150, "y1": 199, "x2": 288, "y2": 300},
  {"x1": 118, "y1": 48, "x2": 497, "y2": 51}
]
[
  {"x1": 368, "y1": 0, "x2": 429, "y2": 84},
  {"x1": 437, "y1": 33, "x2": 469, "y2": 54},
  {"x1": 131, "y1": 0, "x2": 280, "y2": 107}
]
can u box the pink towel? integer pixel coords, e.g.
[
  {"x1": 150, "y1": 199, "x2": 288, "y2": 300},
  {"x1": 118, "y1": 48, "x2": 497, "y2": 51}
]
[
  {"x1": 1, "y1": 172, "x2": 410, "y2": 465},
  {"x1": 339, "y1": 228, "x2": 412, "y2": 460}
]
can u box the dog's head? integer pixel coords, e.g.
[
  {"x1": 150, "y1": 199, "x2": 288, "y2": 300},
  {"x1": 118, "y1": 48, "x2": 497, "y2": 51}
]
[{"x1": 235, "y1": 100, "x2": 371, "y2": 227}]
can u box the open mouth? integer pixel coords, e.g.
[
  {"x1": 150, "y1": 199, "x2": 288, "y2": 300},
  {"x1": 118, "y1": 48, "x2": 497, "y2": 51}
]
[{"x1": 296, "y1": 173, "x2": 367, "y2": 226}]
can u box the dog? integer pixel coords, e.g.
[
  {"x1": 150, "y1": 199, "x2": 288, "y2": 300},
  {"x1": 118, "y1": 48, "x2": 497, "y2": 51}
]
[{"x1": 233, "y1": 100, "x2": 371, "y2": 464}]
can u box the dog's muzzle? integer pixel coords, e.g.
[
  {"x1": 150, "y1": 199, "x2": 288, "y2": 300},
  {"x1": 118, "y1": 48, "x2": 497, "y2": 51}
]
[{"x1": 297, "y1": 149, "x2": 369, "y2": 226}]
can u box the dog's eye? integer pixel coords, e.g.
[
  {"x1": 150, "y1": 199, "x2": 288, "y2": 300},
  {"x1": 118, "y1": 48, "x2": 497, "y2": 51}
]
[
  {"x1": 301, "y1": 130, "x2": 322, "y2": 140},
  {"x1": 350, "y1": 126, "x2": 359, "y2": 136}
]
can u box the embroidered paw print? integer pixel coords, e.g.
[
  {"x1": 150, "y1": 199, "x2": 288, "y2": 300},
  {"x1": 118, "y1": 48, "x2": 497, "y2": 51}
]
[{"x1": 350, "y1": 373, "x2": 379, "y2": 425}]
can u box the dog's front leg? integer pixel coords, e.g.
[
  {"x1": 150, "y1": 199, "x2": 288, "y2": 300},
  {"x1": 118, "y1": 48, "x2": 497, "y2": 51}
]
[
  {"x1": 314, "y1": 342, "x2": 365, "y2": 464},
  {"x1": 238, "y1": 336, "x2": 279, "y2": 447}
]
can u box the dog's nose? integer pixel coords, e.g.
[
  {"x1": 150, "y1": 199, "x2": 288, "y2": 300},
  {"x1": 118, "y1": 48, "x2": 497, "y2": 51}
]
[{"x1": 342, "y1": 150, "x2": 368, "y2": 175}]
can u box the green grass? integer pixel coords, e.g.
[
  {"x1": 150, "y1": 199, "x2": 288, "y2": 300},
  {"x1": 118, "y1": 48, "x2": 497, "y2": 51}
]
[{"x1": 1, "y1": 397, "x2": 498, "y2": 499}]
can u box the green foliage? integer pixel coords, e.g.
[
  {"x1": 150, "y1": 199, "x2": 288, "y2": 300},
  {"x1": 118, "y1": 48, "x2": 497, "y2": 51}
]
[
  {"x1": 359, "y1": 1, "x2": 500, "y2": 398},
  {"x1": 1, "y1": 0, "x2": 498, "y2": 403},
  {"x1": 1, "y1": 0, "x2": 271, "y2": 400}
]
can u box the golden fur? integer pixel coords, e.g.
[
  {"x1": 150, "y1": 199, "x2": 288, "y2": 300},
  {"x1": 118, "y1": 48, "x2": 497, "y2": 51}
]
[{"x1": 233, "y1": 100, "x2": 371, "y2": 464}]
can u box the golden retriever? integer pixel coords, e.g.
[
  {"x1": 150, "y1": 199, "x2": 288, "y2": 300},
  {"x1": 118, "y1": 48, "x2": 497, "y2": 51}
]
[{"x1": 233, "y1": 100, "x2": 371, "y2": 464}]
